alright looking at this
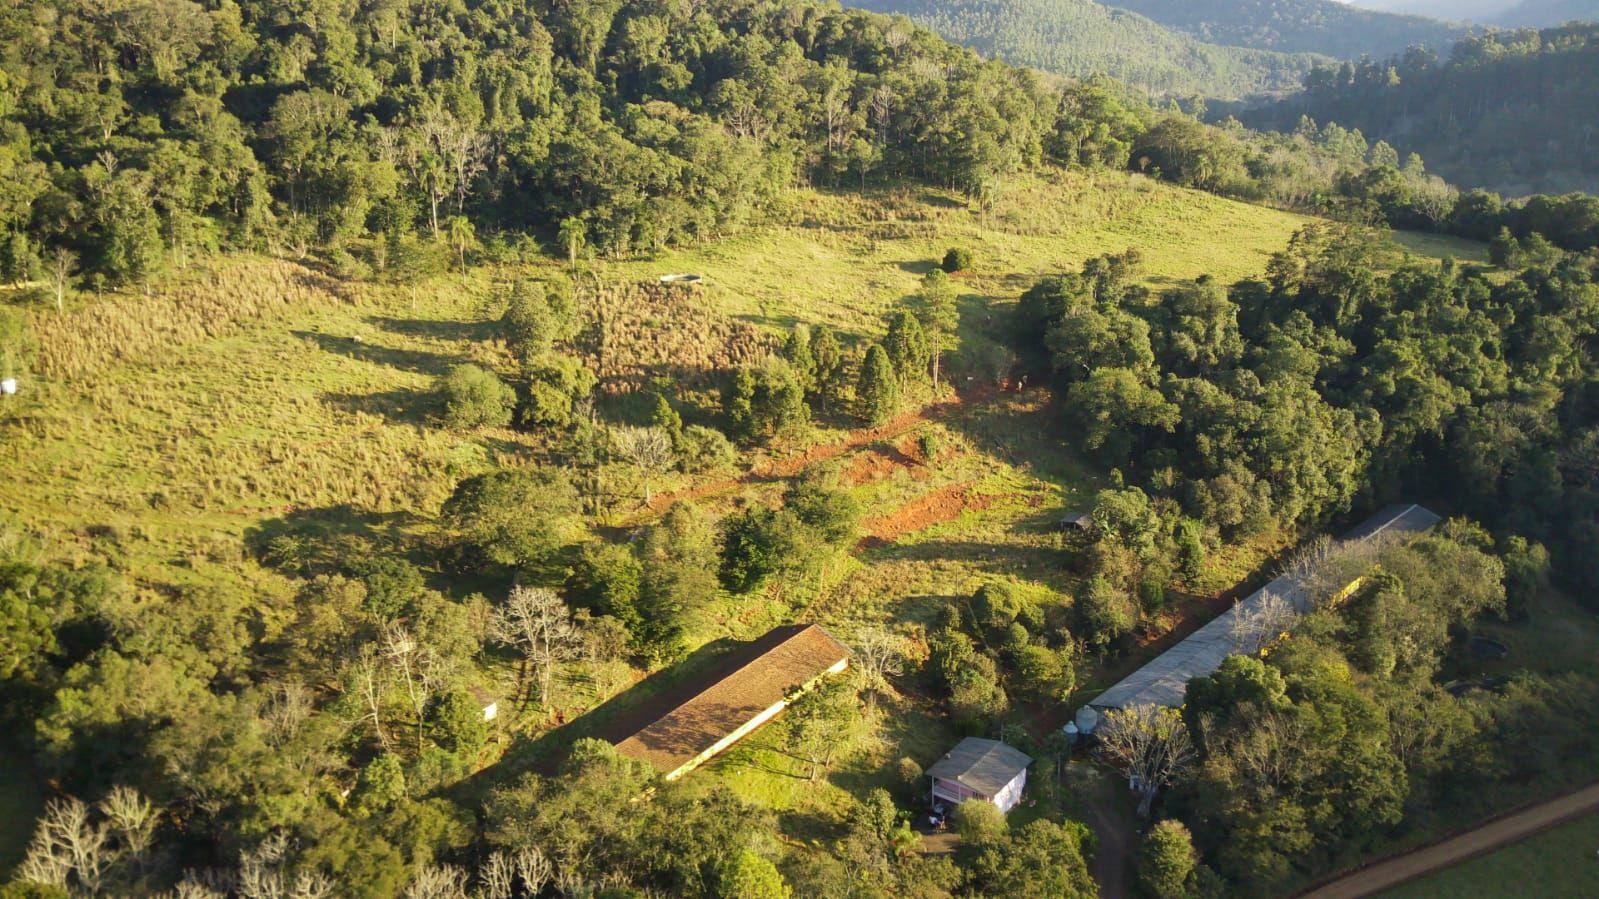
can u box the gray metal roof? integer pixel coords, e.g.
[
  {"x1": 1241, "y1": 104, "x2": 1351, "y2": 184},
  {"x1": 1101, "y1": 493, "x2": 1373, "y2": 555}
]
[
  {"x1": 925, "y1": 738, "x2": 1032, "y2": 795},
  {"x1": 1089, "y1": 504, "x2": 1441, "y2": 712}
]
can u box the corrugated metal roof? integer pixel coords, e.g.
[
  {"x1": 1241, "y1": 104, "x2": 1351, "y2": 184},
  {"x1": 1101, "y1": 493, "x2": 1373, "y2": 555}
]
[
  {"x1": 925, "y1": 738, "x2": 1033, "y2": 796},
  {"x1": 1089, "y1": 504, "x2": 1441, "y2": 712},
  {"x1": 609, "y1": 624, "x2": 849, "y2": 774}
]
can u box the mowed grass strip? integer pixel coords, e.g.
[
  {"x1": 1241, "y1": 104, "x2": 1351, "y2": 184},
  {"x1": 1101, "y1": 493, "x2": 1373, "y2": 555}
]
[{"x1": 1379, "y1": 812, "x2": 1599, "y2": 899}]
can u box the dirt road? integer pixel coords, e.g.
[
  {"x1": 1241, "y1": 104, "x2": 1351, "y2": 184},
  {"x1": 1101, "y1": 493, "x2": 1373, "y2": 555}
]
[{"x1": 1300, "y1": 783, "x2": 1599, "y2": 898}]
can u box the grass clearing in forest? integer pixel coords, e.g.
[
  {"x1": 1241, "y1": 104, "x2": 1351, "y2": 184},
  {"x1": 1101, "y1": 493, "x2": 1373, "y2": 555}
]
[{"x1": 0, "y1": 169, "x2": 1484, "y2": 853}]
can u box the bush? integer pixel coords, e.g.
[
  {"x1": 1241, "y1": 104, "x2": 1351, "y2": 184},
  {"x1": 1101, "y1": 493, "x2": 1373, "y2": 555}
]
[
  {"x1": 953, "y1": 798, "x2": 1008, "y2": 844},
  {"x1": 438, "y1": 364, "x2": 516, "y2": 429},
  {"x1": 679, "y1": 424, "x2": 738, "y2": 473},
  {"x1": 941, "y1": 247, "x2": 974, "y2": 273},
  {"x1": 1137, "y1": 820, "x2": 1198, "y2": 899},
  {"x1": 896, "y1": 756, "x2": 924, "y2": 791},
  {"x1": 428, "y1": 689, "x2": 491, "y2": 757},
  {"x1": 1079, "y1": 576, "x2": 1137, "y2": 648}
]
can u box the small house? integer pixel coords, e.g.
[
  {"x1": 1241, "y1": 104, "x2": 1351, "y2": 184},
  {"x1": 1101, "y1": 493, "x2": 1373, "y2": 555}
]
[{"x1": 926, "y1": 737, "x2": 1032, "y2": 814}]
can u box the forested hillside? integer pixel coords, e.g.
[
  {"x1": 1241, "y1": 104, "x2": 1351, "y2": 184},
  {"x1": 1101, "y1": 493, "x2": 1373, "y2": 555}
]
[
  {"x1": 1241, "y1": 24, "x2": 1599, "y2": 195},
  {"x1": 0, "y1": 0, "x2": 1058, "y2": 284},
  {"x1": 845, "y1": 0, "x2": 1325, "y2": 98},
  {"x1": 1103, "y1": 0, "x2": 1463, "y2": 58},
  {"x1": 3, "y1": 0, "x2": 1599, "y2": 897}
]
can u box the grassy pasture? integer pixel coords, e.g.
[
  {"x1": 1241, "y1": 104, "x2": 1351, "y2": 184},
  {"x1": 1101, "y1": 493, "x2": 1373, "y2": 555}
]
[
  {"x1": 0, "y1": 169, "x2": 1483, "y2": 863},
  {"x1": 1380, "y1": 812, "x2": 1599, "y2": 899}
]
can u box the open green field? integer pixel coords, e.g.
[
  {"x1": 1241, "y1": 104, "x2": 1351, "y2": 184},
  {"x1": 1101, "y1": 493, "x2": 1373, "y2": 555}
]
[
  {"x1": 0, "y1": 169, "x2": 1481, "y2": 863},
  {"x1": 1380, "y1": 813, "x2": 1599, "y2": 899}
]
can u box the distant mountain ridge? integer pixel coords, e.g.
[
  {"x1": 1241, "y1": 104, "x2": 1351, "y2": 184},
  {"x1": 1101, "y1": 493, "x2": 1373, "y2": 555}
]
[
  {"x1": 1239, "y1": 22, "x2": 1599, "y2": 195},
  {"x1": 847, "y1": 0, "x2": 1328, "y2": 98},
  {"x1": 1496, "y1": 0, "x2": 1599, "y2": 26},
  {"x1": 1351, "y1": 0, "x2": 1599, "y2": 27},
  {"x1": 1102, "y1": 0, "x2": 1465, "y2": 57}
]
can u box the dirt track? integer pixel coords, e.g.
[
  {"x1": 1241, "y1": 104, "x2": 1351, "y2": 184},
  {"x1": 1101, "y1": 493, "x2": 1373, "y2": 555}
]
[{"x1": 1299, "y1": 783, "x2": 1599, "y2": 898}]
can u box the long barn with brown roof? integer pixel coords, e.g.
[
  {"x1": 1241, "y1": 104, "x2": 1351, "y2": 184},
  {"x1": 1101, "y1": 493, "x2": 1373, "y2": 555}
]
[{"x1": 609, "y1": 623, "x2": 850, "y2": 780}]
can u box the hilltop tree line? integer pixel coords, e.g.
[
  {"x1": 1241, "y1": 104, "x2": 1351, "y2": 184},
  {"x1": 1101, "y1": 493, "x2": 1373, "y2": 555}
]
[
  {"x1": 0, "y1": 0, "x2": 1057, "y2": 289},
  {"x1": 1241, "y1": 23, "x2": 1599, "y2": 195},
  {"x1": 4, "y1": 0, "x2": 1597, "y2": 309},
  {"x1": 1104, "y1": 0, "x2": 1463, "y2": 59}
]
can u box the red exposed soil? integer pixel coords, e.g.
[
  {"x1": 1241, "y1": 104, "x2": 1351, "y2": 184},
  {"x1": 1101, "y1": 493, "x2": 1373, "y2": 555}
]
[
  {"x1": 841, "y1": 437, "x2": 928, "y2": 487},
  {"x1": 638, "y1": 395, "x2": 962, "y2": 516},
  {"x1": 755, "y1": 399, "x2": 958, "y2": 478},
  {"x1": 858, "y1": 483, "x2": 995, "y2": 549}
]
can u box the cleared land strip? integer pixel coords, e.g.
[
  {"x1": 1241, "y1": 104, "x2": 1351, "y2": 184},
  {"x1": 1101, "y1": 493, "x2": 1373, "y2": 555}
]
[{"x1": 1299, "y1": 783, "x2": 1599, "y2": 899}]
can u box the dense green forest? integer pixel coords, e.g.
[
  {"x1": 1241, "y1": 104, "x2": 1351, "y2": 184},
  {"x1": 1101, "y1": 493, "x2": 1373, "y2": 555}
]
[
  {"x1": 3, "y1": 0, "x2": 1599, "y2": 896},
  {"x1": 845, "y1": 0, "x2": 1326, "y2": 99},
  {"x1": 0, "y1": 0, "x2": 1061, "y2": 286},
  {"x1": 1013, "y1": 232, "x2": 1599, "y2": 891},
  {"x1": 1103, "y1": 0, "x2": 1463, "y2": 58},
  {"x1": 1240, "y1": 24, "x2": 1599, "y2": 195}
]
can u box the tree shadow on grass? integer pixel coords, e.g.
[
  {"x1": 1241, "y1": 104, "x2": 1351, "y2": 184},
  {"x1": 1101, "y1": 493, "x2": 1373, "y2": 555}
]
[
  {"x1": 323, "y1": 387, "x2": 438, "y2": 425},
  {"x1": 244, "y1": 504, "x2": 420, "y2": 577},
  {"x1": 367, "y1": 315, "x2": 499, "y2": 344},
  {"x1": 464, "y1": 635, "x2": 748, "y2": 791},
  {"x1": 294, "y1": 329, "x2": 467, "y2": 375}
]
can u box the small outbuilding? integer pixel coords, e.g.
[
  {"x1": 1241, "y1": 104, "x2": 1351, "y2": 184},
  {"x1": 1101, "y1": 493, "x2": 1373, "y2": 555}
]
[
  {"x1": 926, "y1": 737, "x2": 1032, "y2": 814},
  {"x1": 470, "y1": 686, "x2": 498, "y2": 722},
  {"x1": 608, "y1": 623, "x2": 849, "y2": 781},
  {"x1": 1058, "y1": 512, "x2": 1092, "y2": 532}
]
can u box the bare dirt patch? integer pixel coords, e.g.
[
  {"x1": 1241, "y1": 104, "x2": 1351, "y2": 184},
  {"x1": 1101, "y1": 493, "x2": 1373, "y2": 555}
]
[{"x1": 858, "y1": 483, "x2": 995, "y2": 548}]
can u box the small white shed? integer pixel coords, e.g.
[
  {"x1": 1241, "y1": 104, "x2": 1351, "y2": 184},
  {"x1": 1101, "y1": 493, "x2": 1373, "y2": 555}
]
[
  {"x1": 926, "y1": 737, "x2": 1033, "y2": 814},
  {"x1": 470, "y1": 686, "x2": 498, "y2": 722}
]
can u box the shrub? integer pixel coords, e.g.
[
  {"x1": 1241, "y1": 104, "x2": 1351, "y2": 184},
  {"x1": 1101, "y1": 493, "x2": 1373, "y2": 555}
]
[
  {"x1": 716, "y1": 849, "x2": 791, "y2": 899},
  {"x1": 941, "y1": 247, "x2": 974, "y2": 273},
  {"x1": 428, "y1": 689, "x2": 491, "y2": 757},
  {"x1": 1079, "y1": 576, "x2": 1137, "y2": 648},
  {"x1": 1137, "y1": 820, "x2": 1198, "y2": 899},
  {"x1": 896, "y1": 756, "x2": 924, "y2": 790},
  {"x1": 679, "y1": 424, "x2": 737, "y2": 473},
  {"x1": 953, "y1": 798, "x2": 1007, "y2": 844},
  {"x1": 438, "y1": 364, "x2": 515, "y2": 429},
  {"x1": 517, "y1": 355, "x2": 596, "y2": 429}
]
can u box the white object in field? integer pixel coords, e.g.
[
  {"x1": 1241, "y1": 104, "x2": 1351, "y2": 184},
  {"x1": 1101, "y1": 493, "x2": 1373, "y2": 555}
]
[
  {"x1": 481, "y1": 701, "x2": 498, "y2": 722},
  {"x1": 0, "y1": 378, "x2": 16, "y2": 395},
  {"x1": 658, "y1": 273, "x2": 704, "y2": 285}
]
